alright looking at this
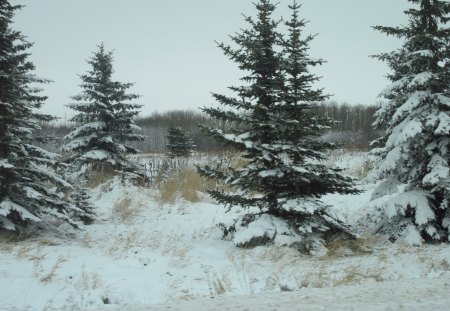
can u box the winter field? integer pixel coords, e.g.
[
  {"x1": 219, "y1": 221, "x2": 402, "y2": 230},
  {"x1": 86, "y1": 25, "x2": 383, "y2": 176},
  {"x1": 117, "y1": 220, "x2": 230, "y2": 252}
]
[{"x1": 0, "y1": 150, "x2": 449, "y2": 311}]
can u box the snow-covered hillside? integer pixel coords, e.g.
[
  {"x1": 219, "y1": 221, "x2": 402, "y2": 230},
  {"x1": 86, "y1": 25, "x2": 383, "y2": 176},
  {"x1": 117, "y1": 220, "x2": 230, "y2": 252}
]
[{"x1": 1, "y1": 152, "x2": 449, "y2": 311}]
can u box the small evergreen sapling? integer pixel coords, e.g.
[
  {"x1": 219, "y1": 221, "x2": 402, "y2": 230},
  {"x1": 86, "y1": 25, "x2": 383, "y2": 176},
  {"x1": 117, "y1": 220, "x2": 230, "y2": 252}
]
[
  {"x1": 369, "y1": 0, "x2": 450, "y2": 243},
  {"x1": 71, "y1": 186, "x2": 96, "y2": 225},
  {"x1": 166, "y1": 126, "x2": 194, "y2": 158}
]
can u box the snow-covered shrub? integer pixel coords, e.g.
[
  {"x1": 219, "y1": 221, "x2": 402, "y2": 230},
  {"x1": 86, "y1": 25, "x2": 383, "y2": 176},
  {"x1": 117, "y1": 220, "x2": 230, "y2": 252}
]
[
  {"x1": 360, "y1": 186, "x2": 436, "y2": 245},
  {"x1": 219, "y1": 211, "x2": 351, "y2": 253}
]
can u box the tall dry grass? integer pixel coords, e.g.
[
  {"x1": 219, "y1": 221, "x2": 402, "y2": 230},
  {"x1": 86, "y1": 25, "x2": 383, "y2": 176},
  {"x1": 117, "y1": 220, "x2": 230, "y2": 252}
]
[{"x1": 158, "y1": 167, "x2": 216, "y2": 205}]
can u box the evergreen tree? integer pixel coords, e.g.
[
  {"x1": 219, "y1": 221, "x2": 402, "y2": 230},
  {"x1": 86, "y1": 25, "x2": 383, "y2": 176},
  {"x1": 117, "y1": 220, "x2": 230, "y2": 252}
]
[
  {"x1": 369, "y1": 0, "x2": 450, "y2": 243},
  {"x1": 71, "y1": 186, "x2": 95, "y2": 225},
  {"x1": 61, "y1": 44, "x2": 145, "y2": 179},
  {"x1": 0, "y1": 0, "x2": 77, "y2": 232},
  {"x1": 198, "y1": 0, "x2": 358, "y2": 248},
  {"x1": 166, "y1": 126, "x2": 194, "y2": 158}
]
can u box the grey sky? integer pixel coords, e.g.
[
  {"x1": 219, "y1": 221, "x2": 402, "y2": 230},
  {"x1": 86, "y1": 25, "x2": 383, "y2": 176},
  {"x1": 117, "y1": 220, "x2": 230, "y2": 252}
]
[{"x1": 13, "y1": 0, "x2": 410, "y2": 120}]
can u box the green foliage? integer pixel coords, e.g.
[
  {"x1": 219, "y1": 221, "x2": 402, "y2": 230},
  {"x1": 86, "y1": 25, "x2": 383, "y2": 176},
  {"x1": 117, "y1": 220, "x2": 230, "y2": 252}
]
[
  {"x1": 198, "y1": 0, "x2": 359, "y2": 244},
  {"x1": 370, "y1": 0, "x2": 450, "y2": 242},
  {"x1": 166, "y1": 126, "x2": 194, "y2": 158},
  {"x1": 61, "y1": 44, "x2": 145, "y2": 179},
  {"x1": 0, "y1": 0, "x2": 77, "y2": 232},
  {"x1": 71, "y1": 186, "x2": 96, "y2": 225}
]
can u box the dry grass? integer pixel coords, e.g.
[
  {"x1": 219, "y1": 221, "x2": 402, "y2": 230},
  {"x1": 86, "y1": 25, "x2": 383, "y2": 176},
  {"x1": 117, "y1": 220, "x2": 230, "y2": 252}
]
[
  {"x1": 265, "y1": 274, "x2": 293, "y2": 292},
  {"x1": 157, "y1": 167, "x2": 216, "y2": 205},
  {"x1": 103, "y1": 229, "x2": 157, "y2": 258},
  {"x1": 324, "y1": 235, "x2": 374, "y2": 258},
  {"x1": 206, "y1": 271, "x2": 231, "y2": 296},
  {"x1": 86, "y1": 166, "x2": 117, "y2": 189},
  {"x1": 112, "y1": 196, "x2": 143, "y2": 221},
  {"x1": 40, "y1": 255, "x2": 67, "y2": 283},
  {"x1": 80, "y1": 233, "x2": 95, "y2": 248},
  {"x1": 333, "y1": 266, "x2": 384, "y2": 286},
  {"x1": 0, "y1": 232, "x2": 19, "y2": 252}
]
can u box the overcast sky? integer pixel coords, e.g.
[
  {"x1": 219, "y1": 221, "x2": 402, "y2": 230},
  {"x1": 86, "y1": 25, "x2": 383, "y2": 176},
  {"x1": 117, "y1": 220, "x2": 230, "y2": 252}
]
[{"x1": 13, "y1": 0, "x2": 410, "y2": 120}]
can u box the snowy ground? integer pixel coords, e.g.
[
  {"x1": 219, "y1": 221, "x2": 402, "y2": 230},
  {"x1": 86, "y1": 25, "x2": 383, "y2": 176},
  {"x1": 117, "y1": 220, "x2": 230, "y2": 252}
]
[
  {"x1": 99, "y1": 275, "x2": 450, "y2": 311},
  {"x1": 1, "y1": 151, "x2": 450, "y2": 311}
]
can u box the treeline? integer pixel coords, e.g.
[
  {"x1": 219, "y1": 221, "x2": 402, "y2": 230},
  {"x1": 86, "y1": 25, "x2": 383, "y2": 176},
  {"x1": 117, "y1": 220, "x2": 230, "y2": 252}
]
[
  {"x1": 37, "y1": 102, "x2": 381, "y2": 153},
  {"x1": 317, "y1": 101, "x2": 381, "y2": 148}
]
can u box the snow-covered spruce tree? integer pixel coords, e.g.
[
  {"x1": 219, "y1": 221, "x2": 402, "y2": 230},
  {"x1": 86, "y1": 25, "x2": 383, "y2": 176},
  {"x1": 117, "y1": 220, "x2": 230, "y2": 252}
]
[
  {"x1": 0, "y1": 1, "x2": 78, "y2": 232},
  {"x1": 61, "y1": 44, "x2": 145, "y2": 180},
  {"x1": 70, "y1": 186, "x2": 95, "y2": 225},
  {"x1": 369, "y1": 0, "x2": 450, "y2": 243},
  {"x1": 166, "y1": 126, "x2": 194, "y2": 158},
  {"x1": 198, "y1": 0, "x2": 359, "y2": 249}
]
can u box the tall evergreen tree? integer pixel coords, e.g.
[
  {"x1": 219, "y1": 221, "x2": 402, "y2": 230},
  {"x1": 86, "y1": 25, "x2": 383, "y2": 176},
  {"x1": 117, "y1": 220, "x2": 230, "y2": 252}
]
[
  {"x1": 166, "y1": 126, "x2": 194, "y2": 158},
  {"x1": 0, "y1": 1, "x2": 77, "y2": 231},
  {"x1": 198, "y1": 0, "x2": 358, "y2": 247},
  {"x1": 370, "y1": 0, "x2": 450, "y2": 243},
  {"x1": 61, "y1": 44, "x2": 145, "y2": 178}
]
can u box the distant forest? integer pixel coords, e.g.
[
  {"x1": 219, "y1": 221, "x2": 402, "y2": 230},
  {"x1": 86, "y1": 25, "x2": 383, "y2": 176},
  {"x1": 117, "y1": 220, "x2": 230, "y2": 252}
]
[{"x1": 37, "y1": 101, "x2": 381, "y2": 153}]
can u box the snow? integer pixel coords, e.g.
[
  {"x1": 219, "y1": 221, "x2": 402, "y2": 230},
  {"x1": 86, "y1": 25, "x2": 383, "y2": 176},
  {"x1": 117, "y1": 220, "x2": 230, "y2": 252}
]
[
  {"x1": 233, "y1": 214, "x2": 286, "y2": 246},
  {"x1": 97, "y1": 275, "x2": 450, "y2": 311},
  {"x1": 391, "y1": 91, "x2": 429, "y2": 123},
  {"x1": 82, "y1": 149, "x2": 112, "y2": 161},
  {"x1": 377, "y1": 145, "x2": 402, "y2": 175},
  {"x1": 408, "y1": 72, "x2": 435, "y2": 87},
  {"x1": 223, "y1": 132, "x2": 253, "y2": 148},
  {"x1": 409, "y1": 49, "x2": 433, "y2": 57},
  {"x1": 434, "y1": 111, "x2": 450, "y2": 135},
  {"x1": 386, "y1": 118, "x2": 422, "y2": 148},
  {"x1": 367, "y1": 190, "x2": 433, "y2": 225},
  {"x1": 280, "y1": 198, "x2": 320, "y2": 214},
  {"x1": 258, "y1": 169, "x2": 284, "y2": 177},
  {"x1": 61, "y1": 134, "x2": 98, "y2": 152},
  {"x1": 423, "y1": 154, "x2": 449, "y2": 186},
  {"x1": 379, "y1": 77, "x2": 408, "y2": 97},
  {"x1": 436, "y1": 94, "x2": 450, "y2": 107},
  {"x1": 64, "y1": 121, "x2": 105, "y2": 140},
  {"x1": 0, "y1": 159, "x2": 14, "y2": 169},
  {"x1": 402, "y1": 224, "x2": 423, "y2": 246},
  {"x1": 0, "y1": 199, "x2": 41, "y2": 223},
  {"x1": 1, "y1": 151, "x2": 450, "y2": 310}
]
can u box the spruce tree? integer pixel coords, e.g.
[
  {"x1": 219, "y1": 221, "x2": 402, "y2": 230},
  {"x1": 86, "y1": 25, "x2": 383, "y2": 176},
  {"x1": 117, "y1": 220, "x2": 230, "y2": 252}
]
[
  {"x1": 71, "y1": 186, "x2": 95, "y2": 225},
  {"x1": 61, "y1": 44, "x2": 145, "y2": 179},
  {"x1": 369, "y1": 0, "x2": 450, "y2": 243},
  {"x1": 166, "y1": 126, "x2": 194, "y2": 158},
  {"x1": 0, "y1": 0, "x2": 77, "y2": 231},
  {"x1": 198, "y1": 0, "x2": 358, "y2": 248}
]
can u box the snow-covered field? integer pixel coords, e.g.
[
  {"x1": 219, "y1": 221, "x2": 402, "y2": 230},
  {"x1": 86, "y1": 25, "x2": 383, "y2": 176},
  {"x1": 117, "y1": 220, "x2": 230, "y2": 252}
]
[{"x1": 1, "y1": 151, "x2": 450, "y2": 311}]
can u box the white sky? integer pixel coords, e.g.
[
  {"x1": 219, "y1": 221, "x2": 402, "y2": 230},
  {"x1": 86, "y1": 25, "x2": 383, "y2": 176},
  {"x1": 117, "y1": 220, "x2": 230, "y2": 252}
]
[{"x1": 13, "y1": 0, "x2": 410, "y2": 120}]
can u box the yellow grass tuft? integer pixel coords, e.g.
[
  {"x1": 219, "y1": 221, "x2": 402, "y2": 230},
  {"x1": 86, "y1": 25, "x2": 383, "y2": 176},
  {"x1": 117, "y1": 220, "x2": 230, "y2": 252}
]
[
  {"x1": 112, "y1": 196, "x2": 143, "y2": 221},
  {"x1": 157, "y1": 167, "x2": 216, "y2": 205}
]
